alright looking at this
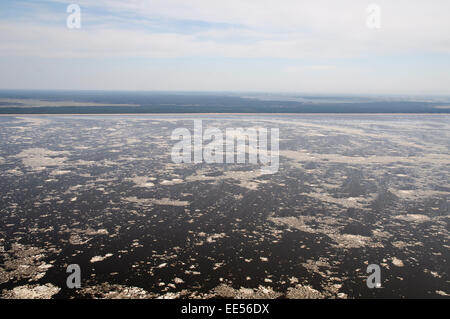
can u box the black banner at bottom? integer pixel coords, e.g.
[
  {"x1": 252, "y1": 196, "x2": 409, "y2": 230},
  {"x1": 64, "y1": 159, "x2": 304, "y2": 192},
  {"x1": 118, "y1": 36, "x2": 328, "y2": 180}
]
[{"x1": 0, "y1": 298, "x2": 445, "y2": 318}]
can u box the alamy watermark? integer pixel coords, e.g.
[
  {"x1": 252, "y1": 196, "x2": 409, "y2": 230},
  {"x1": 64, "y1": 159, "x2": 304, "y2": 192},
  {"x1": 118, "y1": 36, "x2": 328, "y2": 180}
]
[
  {"x1": 171, "y1": 120, "x2": 279, "y2": 174},
  {"x1": 366, "y1": 264, "x2": 382, "y2": 288},
  {"x1": 66, "y1": 4, "x2": 81, "y2": 29},
  {"x1": 66, "y1": 264, "x2": 81, "y2": 289},
  {"x1": 366, "y1": 3, "x2": 381, "y2": 29}
]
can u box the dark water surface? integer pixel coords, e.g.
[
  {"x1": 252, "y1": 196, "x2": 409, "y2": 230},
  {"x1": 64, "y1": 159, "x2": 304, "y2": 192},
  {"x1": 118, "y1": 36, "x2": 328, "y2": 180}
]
[{"x1": 0, "y1": 114, "x2": 448, "y2": 298}]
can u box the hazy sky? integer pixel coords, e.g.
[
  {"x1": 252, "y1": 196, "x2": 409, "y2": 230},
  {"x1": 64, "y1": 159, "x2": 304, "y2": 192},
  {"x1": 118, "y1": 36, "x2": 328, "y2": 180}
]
[{"x1": 1, "y1": 0, "x2": 450, "y2": 94}]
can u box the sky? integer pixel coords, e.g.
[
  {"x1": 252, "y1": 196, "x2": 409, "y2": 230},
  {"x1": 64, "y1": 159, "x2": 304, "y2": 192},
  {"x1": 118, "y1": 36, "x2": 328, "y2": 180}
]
[{"x1": 1, "y1": 0, "x2": 450, "y2": 95}]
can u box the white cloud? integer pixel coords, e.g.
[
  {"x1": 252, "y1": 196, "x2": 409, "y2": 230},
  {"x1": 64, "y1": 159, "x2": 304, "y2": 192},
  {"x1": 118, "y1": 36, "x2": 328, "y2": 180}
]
[
  {"x1": 1, "y1": 0, "x2": 449, "y2": 59},
  {"x1": 1, "y1": 0, "x2": 450, "y2": 93}
]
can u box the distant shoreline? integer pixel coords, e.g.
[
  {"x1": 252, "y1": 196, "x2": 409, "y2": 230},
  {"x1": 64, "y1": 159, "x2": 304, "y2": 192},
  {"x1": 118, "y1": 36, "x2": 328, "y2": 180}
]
[
  {"x1": 1, "y1": 92, "x2": 449, "y2": 114},
  {"x1": 1, "y1": 113, "x2": 449, "y2": 116}
]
